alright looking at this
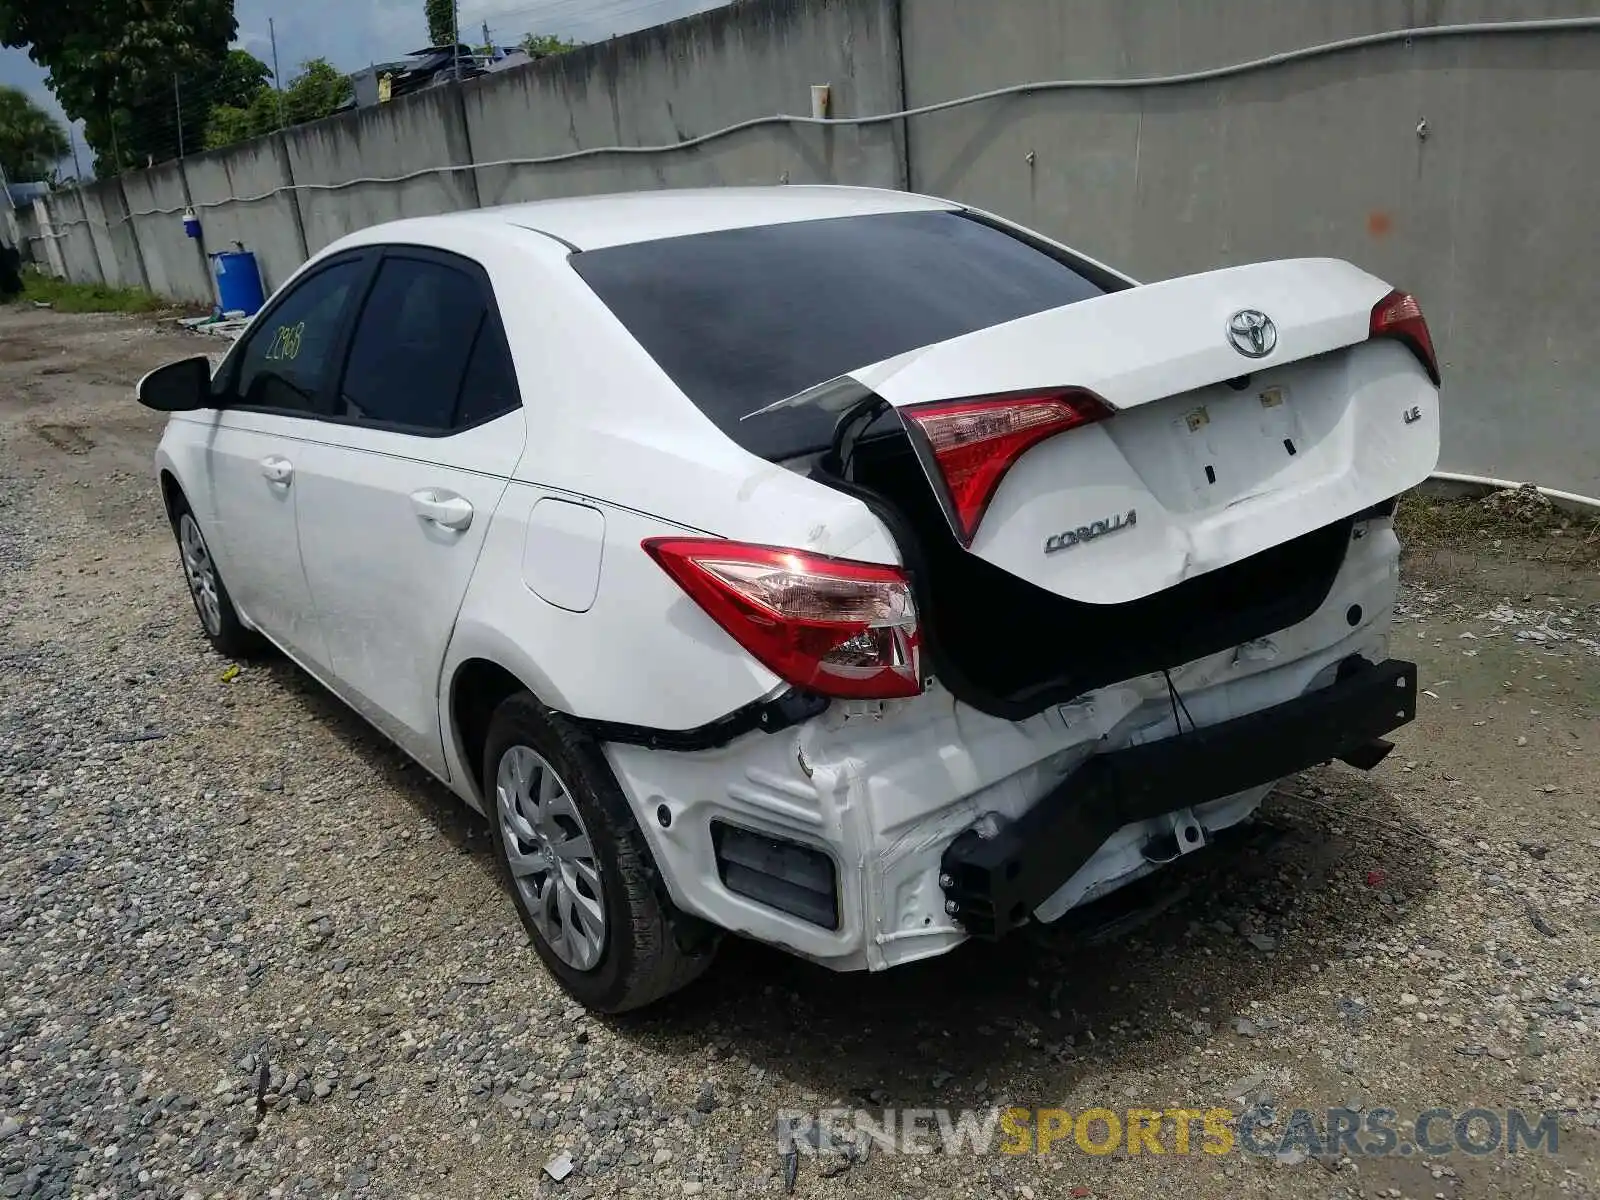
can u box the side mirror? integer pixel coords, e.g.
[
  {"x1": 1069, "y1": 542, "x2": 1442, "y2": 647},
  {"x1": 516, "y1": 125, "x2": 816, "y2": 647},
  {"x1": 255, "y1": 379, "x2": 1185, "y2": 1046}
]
[{"x1": 137, "y1": 356, "x2": 214, "y2": 412}]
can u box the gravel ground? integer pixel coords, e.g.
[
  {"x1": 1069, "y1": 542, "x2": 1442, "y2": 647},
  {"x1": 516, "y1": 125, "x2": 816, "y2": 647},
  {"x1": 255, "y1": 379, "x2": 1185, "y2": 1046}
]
[{"x1": 0, "y1": 305, "x2": 1597, "y2": 1200}]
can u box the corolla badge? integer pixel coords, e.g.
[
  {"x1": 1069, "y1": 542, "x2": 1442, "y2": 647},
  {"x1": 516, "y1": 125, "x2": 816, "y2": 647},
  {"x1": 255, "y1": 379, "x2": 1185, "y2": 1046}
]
[
  {"x1": 1044, "y1": 509, "x2": 1138, "y2": 554},
  {"x1": 1226, "y1": 309, "x2": 1278, "y2": 358}
]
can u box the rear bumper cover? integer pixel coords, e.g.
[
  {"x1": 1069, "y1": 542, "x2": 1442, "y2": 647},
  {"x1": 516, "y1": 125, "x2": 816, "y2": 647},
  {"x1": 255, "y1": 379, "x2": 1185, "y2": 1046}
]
[{"x1": 939, "y1": 656, "x2": 1417, "y2": 937}]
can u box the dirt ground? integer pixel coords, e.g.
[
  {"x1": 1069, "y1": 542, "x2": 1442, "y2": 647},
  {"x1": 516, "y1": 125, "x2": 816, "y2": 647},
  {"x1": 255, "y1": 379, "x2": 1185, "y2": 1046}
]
[{"x1": 0, "y1": 304, "x2": 1596, "y2": 1200}]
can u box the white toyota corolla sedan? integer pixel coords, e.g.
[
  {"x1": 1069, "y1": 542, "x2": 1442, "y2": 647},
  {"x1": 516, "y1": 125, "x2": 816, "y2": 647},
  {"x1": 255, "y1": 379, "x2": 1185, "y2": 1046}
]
[{"x1": 139, "y1": 185, "x2": 1440, "y2": 1011}]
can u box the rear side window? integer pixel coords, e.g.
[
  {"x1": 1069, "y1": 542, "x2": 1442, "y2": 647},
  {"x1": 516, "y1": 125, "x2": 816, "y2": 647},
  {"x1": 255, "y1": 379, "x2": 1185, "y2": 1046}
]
[
  {"x1": 339, "y1": 255, "x2": 487, "y2": 432},
  {"x1": 571, "y1": 210, "x2": 1113, "y2": 460}
]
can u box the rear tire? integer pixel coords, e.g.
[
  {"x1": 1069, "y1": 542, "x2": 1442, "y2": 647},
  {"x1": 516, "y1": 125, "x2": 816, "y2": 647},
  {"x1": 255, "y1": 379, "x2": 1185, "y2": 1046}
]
[
  {"x1": 483, "y1": 692, "x2": 717, "y2": 1013},
  {"x1": 169, "y1": 498, "x2": 263, "y2": 660}
]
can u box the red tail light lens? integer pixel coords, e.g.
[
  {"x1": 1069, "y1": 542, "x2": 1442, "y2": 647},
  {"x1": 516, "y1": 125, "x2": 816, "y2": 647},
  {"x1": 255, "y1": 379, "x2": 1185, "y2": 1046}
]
[
  {"x1": 1369, "y1": 290, "x2": 1440, "y2": 385},
  {"x1": 901, "y1": 389, "x2": 1115, "y2": 545},
  {"x1": 641, "y1": 539, "x2": 922, "y2": 700}
]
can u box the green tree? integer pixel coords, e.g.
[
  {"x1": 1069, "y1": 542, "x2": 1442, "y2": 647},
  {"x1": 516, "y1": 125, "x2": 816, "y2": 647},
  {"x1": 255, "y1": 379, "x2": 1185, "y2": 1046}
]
[
  {"x1": 282, "y1": 58, "x2": 351, "y2": 126},
  {"x1": 0, "y1": 0, "x2": 236, "y2": 172},
  {"x1": 203, "y1": 58, "x2": 348, "y2": 151},
  {"x1": 0, "y1": 85, "x2": 68, "y2": 180},
  {"x1": 201, "y1": 49, "x2": 275, "y2": 150},
  {"x1": 425, "y1": 0, "x2": 455, "y2": 47},
  {"x1": 204, "y1": 88, "x2": 279, "y2": 151},
  {"x1": 519, "y1": 32, "x2": 581, "y2": 57},
  {"x1": 213, "y1": 49, "x2": 273, "y2": 109}
]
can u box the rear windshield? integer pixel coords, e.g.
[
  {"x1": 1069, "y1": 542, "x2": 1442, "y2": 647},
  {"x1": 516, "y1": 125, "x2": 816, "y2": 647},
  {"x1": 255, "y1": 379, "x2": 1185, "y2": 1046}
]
[{"x1": 571, "y1": 210, "x2": 1116, "y2": 460}]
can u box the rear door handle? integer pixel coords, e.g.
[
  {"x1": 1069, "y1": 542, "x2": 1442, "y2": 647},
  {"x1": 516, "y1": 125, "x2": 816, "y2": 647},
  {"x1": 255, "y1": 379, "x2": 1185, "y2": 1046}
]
[
  {"x1": 410, "y1": 489, "x2": 473, "y2": 532},
  {"x1": 260, "y1": 456, "x2": 293, "y2": 485}
]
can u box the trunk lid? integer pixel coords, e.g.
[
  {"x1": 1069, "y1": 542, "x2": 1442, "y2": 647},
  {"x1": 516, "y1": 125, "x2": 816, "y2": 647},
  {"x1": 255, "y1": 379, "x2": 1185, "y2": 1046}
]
[{"x1": 752, "y1": 257, "x2": 1440, "y2": 605}]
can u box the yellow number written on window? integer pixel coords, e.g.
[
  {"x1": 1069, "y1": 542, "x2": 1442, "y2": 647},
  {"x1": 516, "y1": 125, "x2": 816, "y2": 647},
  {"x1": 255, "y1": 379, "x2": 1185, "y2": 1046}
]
[{"x1": 263, "y1": 321, "x2": 306, "y2": 362}]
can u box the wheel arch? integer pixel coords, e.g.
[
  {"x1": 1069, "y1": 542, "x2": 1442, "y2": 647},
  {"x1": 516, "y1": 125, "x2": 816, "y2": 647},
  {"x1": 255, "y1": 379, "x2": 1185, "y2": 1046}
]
[
  {"x1": 158, "y1": 468, "x2": 186, "y2": 525},
  {"x1": 441, "y1": 622, "x2": 575, "y2": 809},
  {"x1": 449, "y1": 657, "x2": 530, "y2": 806}
]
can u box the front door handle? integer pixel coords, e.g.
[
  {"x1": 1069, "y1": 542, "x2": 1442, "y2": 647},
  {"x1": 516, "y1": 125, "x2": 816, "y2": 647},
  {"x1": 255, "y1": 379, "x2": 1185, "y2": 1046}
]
[
  {"x1": 260, "y1": 456, "x2": 293, "y2": 485},
  {"x1": 410, "y1": 489, "x2": 473, "y2": 532}
]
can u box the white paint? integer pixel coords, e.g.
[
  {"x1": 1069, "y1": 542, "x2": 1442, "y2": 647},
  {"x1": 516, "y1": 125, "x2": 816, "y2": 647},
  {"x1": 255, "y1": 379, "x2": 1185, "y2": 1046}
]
[
  {"x1": 522, "y1": 497, "x2": 606, "y2": 613},
  {"x1": 286, "y1": 414, "x2": 522, "y2": 776},
  {"x1": 763, "y1": 257, "x2": 1440, "y2": 604},
  {"x1": 148, "y1": 186, "x2": 1425, "y2": 991}
]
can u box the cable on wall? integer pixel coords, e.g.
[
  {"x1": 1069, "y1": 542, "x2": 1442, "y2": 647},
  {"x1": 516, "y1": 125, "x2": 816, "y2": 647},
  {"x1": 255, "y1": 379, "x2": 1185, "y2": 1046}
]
[{"x1": 36, "y1": 15, "x2": 1600, "y2": 230}]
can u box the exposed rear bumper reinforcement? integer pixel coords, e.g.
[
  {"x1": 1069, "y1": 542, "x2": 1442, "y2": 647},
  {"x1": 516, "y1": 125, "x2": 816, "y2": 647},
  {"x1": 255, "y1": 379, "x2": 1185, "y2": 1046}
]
[{"x1": 940, "y1": 656, "x2": 1417, "y2": 938}]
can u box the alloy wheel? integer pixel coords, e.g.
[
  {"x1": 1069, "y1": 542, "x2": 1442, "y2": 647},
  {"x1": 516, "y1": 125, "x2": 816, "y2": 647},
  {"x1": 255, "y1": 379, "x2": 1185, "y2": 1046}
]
[
  {"x1": 178, "y1": 513, "x2": 223, "y2": 637},
  {"x1": 494, "y1": 745, "x2": 608, "y2": 970}
]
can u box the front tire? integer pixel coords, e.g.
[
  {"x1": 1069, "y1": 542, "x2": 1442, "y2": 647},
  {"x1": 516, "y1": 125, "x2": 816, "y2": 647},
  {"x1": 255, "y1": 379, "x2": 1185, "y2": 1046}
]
[
  {"x1": 170, "y1": 501, "x2": 262, "y2": 660},
  {"x1": 483, "y1": 693, "x2": 717, "y2": 1013}
]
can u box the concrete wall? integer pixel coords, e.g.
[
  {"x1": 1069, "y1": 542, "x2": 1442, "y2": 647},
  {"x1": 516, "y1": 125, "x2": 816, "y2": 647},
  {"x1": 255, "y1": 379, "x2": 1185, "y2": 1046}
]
[
  {"x1": 182, "y1": 135, "x2": 308, "y2": 294},
  {"x1": 461, "y1": 0, "x2": 905, "y2": 206},
  {"x1": 30, "y1": 199, "x2": 64, "y2": 276},
  {"x1": 81, "y1": 179, "x2": 146, "y2": 291},
  {"x1": 900, "y1": 0, "x2": 1600, "y2": 496},
  {"x1": 283, "y1": 84, "x2": 479, "y2": 255},
  {"x1": 12, "y1": 204, "x2": 46, "y2": 270},
  {"x1": 45, "y1": 189, "x2": 102, "y2": 283},
  {"x1": 27, "y1": 0, "x2": 1600, "y2": 497},
  {"x1": 119, "y1": 163, "x2": 211, "y2": 304}
]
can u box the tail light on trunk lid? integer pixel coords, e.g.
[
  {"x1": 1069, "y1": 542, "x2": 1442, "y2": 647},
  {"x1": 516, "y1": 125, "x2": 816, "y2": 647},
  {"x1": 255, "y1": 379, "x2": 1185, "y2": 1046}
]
[
  {"x1": 900, "y1": 388, "x2": 1115, "y2": 545},
  {"x1": 1369, "y1": 290, "x2": 1440, "y2": 385},
  {"x1": 642, "y1": 538, "x2": 922, "y2": 700}
]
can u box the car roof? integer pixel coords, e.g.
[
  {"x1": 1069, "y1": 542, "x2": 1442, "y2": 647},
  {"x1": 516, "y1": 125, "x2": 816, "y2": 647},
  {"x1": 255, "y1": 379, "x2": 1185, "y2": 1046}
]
[{"x1": 335, "y1": 186, "x2": 961, "y2": 254}]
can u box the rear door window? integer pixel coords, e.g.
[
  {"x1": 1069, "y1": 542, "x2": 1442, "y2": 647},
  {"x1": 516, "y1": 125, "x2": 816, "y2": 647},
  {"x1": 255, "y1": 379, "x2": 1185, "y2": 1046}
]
[
  {"x1": 338, "y1": 254, "x2": 489, "y2": 433},
  {"x1": 455, "y1": 312, "x2": 521, "y2": 427},
  {"x1": 571, "y1": 210, "x2": 1116, "y2": 460}
]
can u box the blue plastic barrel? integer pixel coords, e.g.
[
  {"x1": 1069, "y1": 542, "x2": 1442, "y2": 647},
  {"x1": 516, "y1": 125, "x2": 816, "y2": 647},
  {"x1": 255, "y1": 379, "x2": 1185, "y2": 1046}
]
[{"x1": 211, "y1": 250, "x2": 265, "y2": 316}]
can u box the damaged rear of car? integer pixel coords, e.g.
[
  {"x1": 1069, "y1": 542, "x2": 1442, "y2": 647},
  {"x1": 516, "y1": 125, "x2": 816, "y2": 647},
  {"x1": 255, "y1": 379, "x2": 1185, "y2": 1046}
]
[{"x1": 567, "y1": 198, "x2": 1438, "y2": 974}]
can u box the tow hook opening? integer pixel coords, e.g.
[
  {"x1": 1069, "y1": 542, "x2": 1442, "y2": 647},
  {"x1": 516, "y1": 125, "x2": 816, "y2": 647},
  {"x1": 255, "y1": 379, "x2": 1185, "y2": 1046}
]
[{"x1": 1140, "y1": 809, "x2": 1207, "y2": 866}]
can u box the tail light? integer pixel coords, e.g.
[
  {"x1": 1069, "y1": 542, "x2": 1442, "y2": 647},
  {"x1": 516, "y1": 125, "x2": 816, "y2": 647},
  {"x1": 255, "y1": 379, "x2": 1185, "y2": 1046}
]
[
  {"x1": 641, "y1": 538, "x2": 922, "y2": 700},
  {"x1": 901, "y1": 388, "x2": 1115, "y2": 545},
  {"x1": 1369, "y1": 290, "x2": 1440, "y2": 385}
]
